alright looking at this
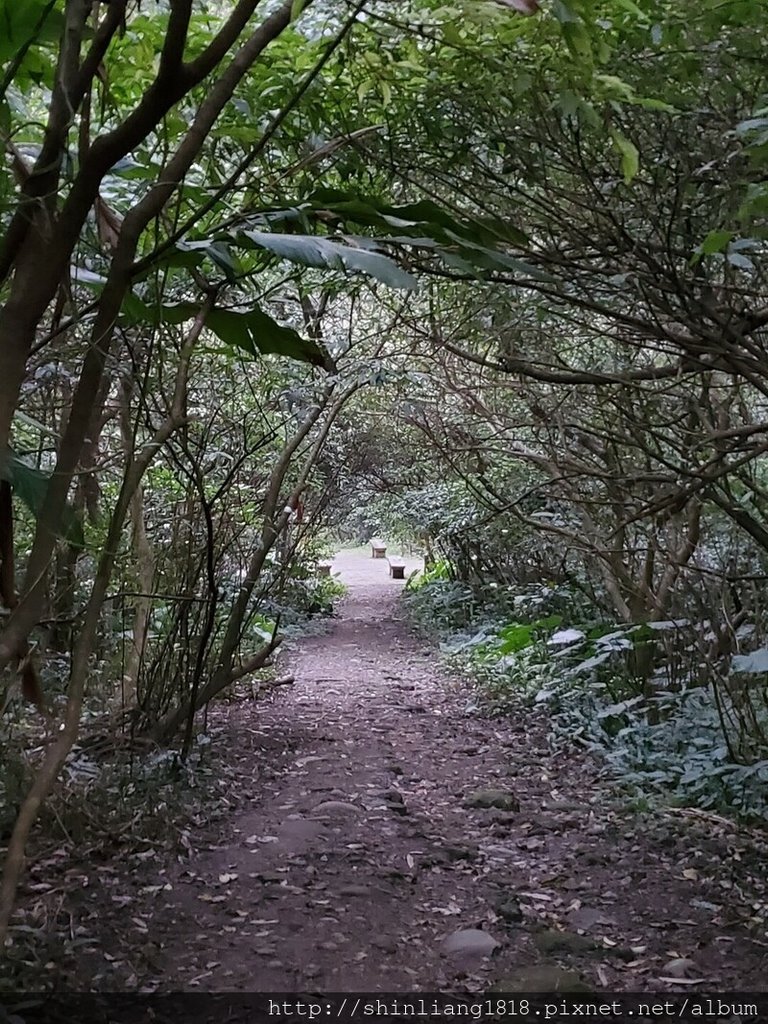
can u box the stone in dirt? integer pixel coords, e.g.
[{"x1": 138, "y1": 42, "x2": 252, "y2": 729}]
[
  {"x1": 662, "y1": 957, "x2": 698, "y2": 979},
  {"x1": 464, "y1": 789, "x2": 520, "y2": 811},
  {"x1": 443, "y1": 844, "x2": 479, "y2": 862},
  {"x1": 496, "y1": 899, "x2": 524, "y2": 923},
  {"x1": 372, "y1": 936, "x2": 398, "y2": 953},
  {"x1": 442, "y1": 928, "x2": 500, "y2": 959},
  {"x1": 534, "y1": 929, "x2": 597, "y2": 954},
  {"x1": 312, "y1": 801, "x2": 360, "y2": 816}
]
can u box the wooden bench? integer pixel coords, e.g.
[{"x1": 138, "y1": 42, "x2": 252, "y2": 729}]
[
  {"x1": 370, "y1": 537, "x2": 387, "y2": 559},
  {"x1": 387, "y1": 557, "x2": 406, "y2": 580}
]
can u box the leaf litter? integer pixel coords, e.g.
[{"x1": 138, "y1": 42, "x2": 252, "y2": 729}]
[{"x1": 4, "y1": 551, "x2": 768, "y2": 991}]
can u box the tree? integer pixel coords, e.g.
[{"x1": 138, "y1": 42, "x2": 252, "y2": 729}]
[{"x1": 0, "y1": 0, "x2": 424, "y2": 944}]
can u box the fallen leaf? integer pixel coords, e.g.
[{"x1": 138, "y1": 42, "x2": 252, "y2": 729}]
[{"x1": 657, "y1": 977, "x2": 707, "y2": 985}]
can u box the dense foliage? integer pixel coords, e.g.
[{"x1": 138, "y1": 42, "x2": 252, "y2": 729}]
[{"x1": 0, "y1": 0, "x2": 766, "y2": 954}]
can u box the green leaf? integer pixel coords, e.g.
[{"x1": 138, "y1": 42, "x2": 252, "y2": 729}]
[
  {"x1": 699, "y1": 230, "x2": 733, "y2": 255},
  {"x1": 611, "y1": 130, "x2": 639, "y2": 183},
  {"x1": 2, "y1": 455, "x2": 47, "y2": 518},
  {"x1": 738, "y1": 183, "x2": 768, "y2": 225},
  {"x1": 304, "y1": 189, "x2": 530, "y2": 247},
  {"x1": 208, "y1": 307, "x2": 326, "y2": 364},
  {"x1": 0, "y1": 450, "x2": 83, "y2": 546},
  {"x1": 496, "y1": 621, "x2": 538, "y2": 653},
  {"x1": 612, "y1": 0, "x2": 648, "y2": 18},
  {"x1": 239, "y1": 231, "x2": 419, "y2": 289},
  {"x1": 173, "y1": 240, "x2": 243, "y2": 282},
  {"x1": 557, "y1": 89, "x2": 580, "y2": 117},
  {"x1": 634, "y1": 96, "x2": 678, "y2": 113},
  {"x1": 552, "y1": 0, "x2": 580, "y2": 23},
  {"x1": 125, "y1": 296, "x2": 328, "y2": 365},
  {"x1": 0, "y1": 0, "x2": 63, "y2": 62},
  {"x1": 71, "y1": 271, "x2": 325, "y2": 365},
  {"x1": 499, "y1": 630, "x2": 533, "y2": 654},
  {"x1": 357, "y1": 79, "x2": 374, "y2": 104},
  {"x1": 595, "y1": 74, "x2": 635, "y2": 101},
  {"x1": 561, "y1": 21, "x2": 593, "y2": 60},
  {"x1": 536, "y1": 614, "x2": 563, "y2": 631}
]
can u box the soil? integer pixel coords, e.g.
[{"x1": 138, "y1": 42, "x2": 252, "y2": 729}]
[{"x1": 15, "y1": 551, "x2": 768, "y2": 991}]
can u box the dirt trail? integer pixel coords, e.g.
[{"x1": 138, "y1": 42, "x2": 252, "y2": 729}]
[{"x1": 72, "y1": 551, "x2": 767, "y2": 991}]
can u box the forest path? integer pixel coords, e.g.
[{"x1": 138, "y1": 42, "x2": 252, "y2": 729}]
[{"x1": 82, "y1": 550, "x2": 766, "y2": 991}]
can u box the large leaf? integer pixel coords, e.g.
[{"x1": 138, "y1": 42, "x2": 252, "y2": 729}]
[
  {"x1": 239, "y1": 230, "x2": 418, "y2": 290},
  {"x1": 145, "y1": 194, "x2": 532, "y2": 290},
  {"x1": 70, "y1": 271, "x2": 326, "y2": 366},
  {"x1": 123, "y1": 295, "x2": 327, "y2": 365},
  {"x1": 141, "y1": 239, "x2": 245, "y2": 282},
  {"x1": 698, "y1": 230, "x2": 734, "y2": 256},
  {"x1": 732, "y1": 648, "x2": 768, "y2": 675},
  {"x1": 0, "y1": 0, "x2": 63, "y2": 63},
  {"x1": 305, "y1": 189, "x2": 529, "y2": 247},
  {"x1": 611, "y1": 130, "x2": 639, "y2": 184},
  {"x1": 208, "y1": 306, "x2": 326, "y2": 365},
  {"x1": 0, "y1": 450, "x2": 83, "y2": 546},
  {"x1": 230, "y1": 191, "x2": 531, "y2": 284},
  {"x1": 497, "y1": 621, "x2": 535, "y2": 654}
]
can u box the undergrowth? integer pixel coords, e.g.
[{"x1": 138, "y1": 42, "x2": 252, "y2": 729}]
[
  {"x1": 0, "y1": 721, "x2": 249, "y2": 990},
  {"x1": 403, "y1": 577, "x2": 768, "y2": 823}
]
